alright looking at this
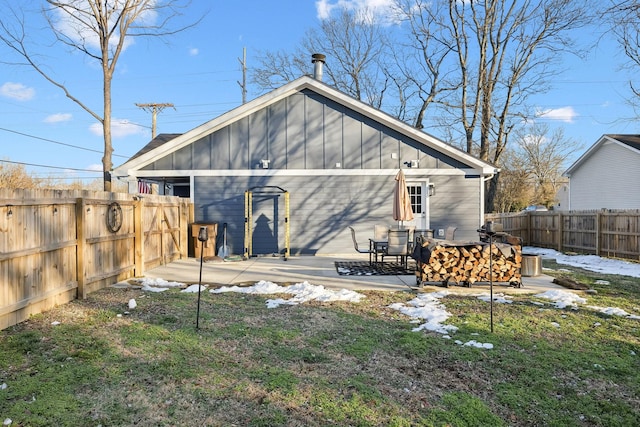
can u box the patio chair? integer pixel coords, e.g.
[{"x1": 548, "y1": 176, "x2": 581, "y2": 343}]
[
  {"x1": 382, "y1": 229, "x2": 410, "y2": 268},
  {"x1": 445, "y1": 226, "x2": 457, "y2": 240},
  {"x1": 349, "y1": 227, "x2": 372, "y2": 255},
  {"x1": 374, "y1": 224, "x2": 389, "y2": 241}
]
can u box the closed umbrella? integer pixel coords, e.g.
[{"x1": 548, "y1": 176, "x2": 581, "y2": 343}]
[{"x1": 393, "y1": 169, "x2": 414, "y2": 225}]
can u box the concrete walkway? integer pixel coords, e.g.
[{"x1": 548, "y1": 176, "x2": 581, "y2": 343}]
[{"x1": 143, "y1": 254, "x2": 567, "y2": 295}]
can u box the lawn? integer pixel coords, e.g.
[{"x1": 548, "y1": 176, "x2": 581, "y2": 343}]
[{"x1": 1, "y1": 260, "x2": 639, "y2": 426}]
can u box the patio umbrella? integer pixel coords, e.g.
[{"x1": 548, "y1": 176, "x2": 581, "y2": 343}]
[{"x1": 393, "y1": 169, "x2": 414, "y2": 225}]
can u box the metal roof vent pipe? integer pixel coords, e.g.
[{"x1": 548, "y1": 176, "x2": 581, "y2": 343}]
[{"x1": 311, "y1": 53, "x2": 326, "y2": 81}]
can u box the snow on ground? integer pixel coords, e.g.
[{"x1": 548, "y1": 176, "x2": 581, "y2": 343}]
[
  {"x1": 133, "y1": 251, "x2": 640, "y2": 349},
  {"x1": 211, "y1": 280, "x2": 364, "y2": 308},
  {"x1": 523, "y1": 246, "x2": 640, "y2": 278}
]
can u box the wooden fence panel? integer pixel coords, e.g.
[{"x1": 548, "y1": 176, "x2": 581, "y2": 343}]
[
  {"x1": 486, "y1": 209, "x2": 640, "y2": 261},
  {"x1": 0, "y1": 189, "x2": 192, "y2": 329}
]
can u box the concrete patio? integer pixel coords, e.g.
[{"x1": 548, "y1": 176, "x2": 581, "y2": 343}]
[{"x1": 143, "y1": 254, "x2": 568, "y2": 295}]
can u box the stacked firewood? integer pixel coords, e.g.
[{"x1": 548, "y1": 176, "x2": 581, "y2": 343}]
[{"x1": 414, "y1": 239, "x2": 522, "y2": 286}]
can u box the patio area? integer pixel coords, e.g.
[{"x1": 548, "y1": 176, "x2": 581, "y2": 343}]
[{"x1": 142, "y1": 254, "x2": 567, "y2": 295}]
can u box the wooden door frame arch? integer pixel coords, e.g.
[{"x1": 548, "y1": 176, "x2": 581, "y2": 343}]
[{"x1": 243, "y1": 186, "x2": 290, "y2": 260}]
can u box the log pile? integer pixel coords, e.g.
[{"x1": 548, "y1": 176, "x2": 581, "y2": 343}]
[{"x1": 413, "y1": 238, "x2": 522, "y2": 286}]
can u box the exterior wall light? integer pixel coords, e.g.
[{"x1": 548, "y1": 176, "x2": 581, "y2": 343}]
[{"x1": 428, "y1": 183, "x2": 436, "y2": 197}]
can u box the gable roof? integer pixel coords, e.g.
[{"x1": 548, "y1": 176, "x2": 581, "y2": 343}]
[
  {"x1": 115, "y1": 75, "x2": 496, "y2": 175},
  {"x1": 564, "y1": 134, "x2": 640, "y2": 176}
]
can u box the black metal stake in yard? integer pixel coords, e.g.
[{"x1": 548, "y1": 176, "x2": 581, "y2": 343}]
[
  {"x1": 480, "y1": 222, "x2": 502, "y2": 333},
  {"x1": 489, "y1": 232, "x2": 494, "y2": 333},
  {"x1": 196, "y1": 226, "x2": 208, "y2": 330}
]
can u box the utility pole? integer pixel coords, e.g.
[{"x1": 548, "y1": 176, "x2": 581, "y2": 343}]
[
  {"x1": 135, "y1": 103, "x2": 174, "y2": 139},
  {"x1": 237, "y1": 47, "x2": 247, "y2": 104}
]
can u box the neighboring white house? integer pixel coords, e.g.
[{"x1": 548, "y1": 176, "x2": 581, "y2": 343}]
[{"x1": 563, "y1": 134, "x2": 640, "y2": 210}]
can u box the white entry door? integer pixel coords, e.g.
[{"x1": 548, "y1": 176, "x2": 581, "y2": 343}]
[{"x1": 404, "y1": 181, "x2": 429, "y2": 230}]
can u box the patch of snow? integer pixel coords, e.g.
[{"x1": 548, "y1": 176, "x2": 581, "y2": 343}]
[
  {"x1": 587, "y1": 305, "x2": 640, "y2": 320},
  {"x1": 389, "y1": 291, "x2": 458, "y2": 335},
  {"x1": 476, "y1": 293, "x2": 513, "y2": 304},
  {"x1": 3, "y1": 418, "x2": 12, "y2": 426},
  {"x1": 140, "y1": 278, "x2": 184, "y2": 292},
  {"x1": 523, "y1": 247, "x2": 640, "y2": 278},
  {"x1": 462, "y1": 340, "x2": 494, "y2": 349},
  {"x1": 551, "y1": 322, "x2": 561, "y2": 328},
  {"x1": 211, "y1": 280, "x2": 364, "y2": 308},
  {"x1": 51, "y1": 321, "x2": 61, "y2": 326},
  {"x1": 181, "y1": 284, "x2": 207, "y2": 293},
  {"x1": 128, "y1": 299, "x2": 137, "y2": 309},
  {"x1": 594, "y1": 280, "x2": 610, "y2": 285},
  {"x1": 535, "y1": 290, "x2": 587, "y2": 309}
]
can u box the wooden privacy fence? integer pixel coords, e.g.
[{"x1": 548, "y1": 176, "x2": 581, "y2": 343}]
[
  {"x1": 1, "y1": 189, "x2": 193, "y2": 329},
  {"x1": 485, "y1": 210, "x2": 640, "y2": 261}
]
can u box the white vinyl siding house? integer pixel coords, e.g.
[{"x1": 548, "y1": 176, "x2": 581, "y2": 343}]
[{"x1": 563, "y1": 135, "x2": 640, "y2": 211}]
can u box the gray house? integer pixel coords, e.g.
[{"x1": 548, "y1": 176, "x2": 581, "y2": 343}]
[
  {"x1": 563, "y1": 134, "x2": 640, "y2": 210},
  {"x1": 114, "y1": 68, "x2": 496, "y2": 256}
]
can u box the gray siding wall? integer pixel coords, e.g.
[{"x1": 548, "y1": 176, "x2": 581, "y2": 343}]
[
  {"x1": 570, "y1": 142, "x2": 640, "y2": 210},
  {"x1": 194, "y1": 174, "x2": 482, "y2": 255},
  {"x1": 143, "y1": 90, "x2": 468, "y2": 172}
]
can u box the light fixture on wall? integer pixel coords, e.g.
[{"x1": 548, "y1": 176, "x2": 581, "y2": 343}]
[
  {"x1": 6, "y1": 206, "x2": 12, "y2": 219},
  {"x1": 428, "y1": 183, "x2": 436, "y2": 197},
  {"x1": 260, "y1": 159, "x2": 270, "y2": 169},
  {"x1": 405, "y1": 159, "x2": 419, "y2": 168}
]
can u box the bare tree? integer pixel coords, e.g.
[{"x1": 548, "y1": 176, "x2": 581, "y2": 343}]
[
  {"x1": 251, "y1": 8, "x2": 391, "y2": 109},
  {"x1": 606, "y1": 1, "x2": 640, "y2": 110},
  {"x1": 433, "y1": 0, "x2": 592, "y2": 211},
  {"x1": 392, "y1": 0, "x2": 459, "y2": 129},
  {"x1": 0, "y1": 162, "x2": 44, "y2": 189},
  {"x1": 0, "y1": 0, "x2": 200, "y2": 191}
]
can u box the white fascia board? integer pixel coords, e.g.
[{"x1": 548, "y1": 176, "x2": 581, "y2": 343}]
[
  {"x1": 129, "y1": 168, "x2": 484, "y2": 178},
  {"x1": 564, "y1": 134, "x2": 608, "y2": 176}
]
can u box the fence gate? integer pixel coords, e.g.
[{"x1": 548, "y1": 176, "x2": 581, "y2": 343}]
[{"x1": 243, "y1": 186, "x2": 290, "y2": 260}]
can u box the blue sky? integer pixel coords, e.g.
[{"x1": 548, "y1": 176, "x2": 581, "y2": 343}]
[{"x1": 0, "y1": 0, "x2": 637, "y2": 184}]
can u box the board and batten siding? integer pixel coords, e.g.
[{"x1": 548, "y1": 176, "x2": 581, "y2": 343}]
[
  {"x1": 570, "y1": 141, "x2": 640, "y2": 210},
  {"x1": 132, "y1": 87, "x2": 485, "y2": 255},
  {"x1": 142, "y1": 90, "x2": 467, "y2": 173},
  {"x1": 193, "y1": 173, "x2": 482, "y2": 255}
]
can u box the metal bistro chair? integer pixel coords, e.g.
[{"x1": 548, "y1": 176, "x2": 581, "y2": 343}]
[
  {"x1": 382, "y1": 229, "x2": 410, "y2": 268},
  {"x1": 349, "y1": 227, "x2": 375, "y2": 264}
]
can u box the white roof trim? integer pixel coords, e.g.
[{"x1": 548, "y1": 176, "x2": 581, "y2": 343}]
[
  {"x1": 114, "y1": 75, "x2": 495, "y2": 176},
  {"x1": 564, "y1": 134, "x2": 640, "y2": 176}
]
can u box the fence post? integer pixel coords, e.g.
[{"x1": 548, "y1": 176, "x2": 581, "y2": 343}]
[
  {"x1": 75, "y1": 198, "x2": 86, "y2": 299},
  {"x1": 134, "y1": 198, "x2": 144, "y2": 276},
  {"x1": 595, "y1": 211, "x2": 602, "y2": 256},
  {"x1": 557, "y1": 212, "x2": 563, "y2": 252},
  {"x1": 180, "y1": 200, "x2": 189, "y2": 259}
]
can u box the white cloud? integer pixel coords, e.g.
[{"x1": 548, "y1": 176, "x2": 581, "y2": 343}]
[
  {"x1": 315, "y1": 0, "x2": 397, "y2": 23},
  {"x1": 89, "y1": 119, "x2": 147, "y2": 138},
  {"x1": 86, "y1": 164, "x2": 103, "y2": 172},
  {"x1": 0, "y1": 82, "x2": 35, "y2": 101},
  {"x1": 44, "y1": 113, "x2": 73, "y2": 123},
  {"x1": 189, "y1": 47, "x2": 199, "y2": 56},
  {"x1": 537, "y1": 106, "x2": 578, "y2": 123}
]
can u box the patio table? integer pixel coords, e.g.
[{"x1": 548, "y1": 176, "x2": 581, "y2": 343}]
[{"x1": 369, "y1": 238, "x2": 387, "y2": 265}]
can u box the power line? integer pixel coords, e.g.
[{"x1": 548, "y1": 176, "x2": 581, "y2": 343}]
[
  {"x1": 0, "y1": 159, "x2": 100, "y2": 172},
  {"x1": 0, "y1": 127, "x2": 130, "y2": 159}
]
